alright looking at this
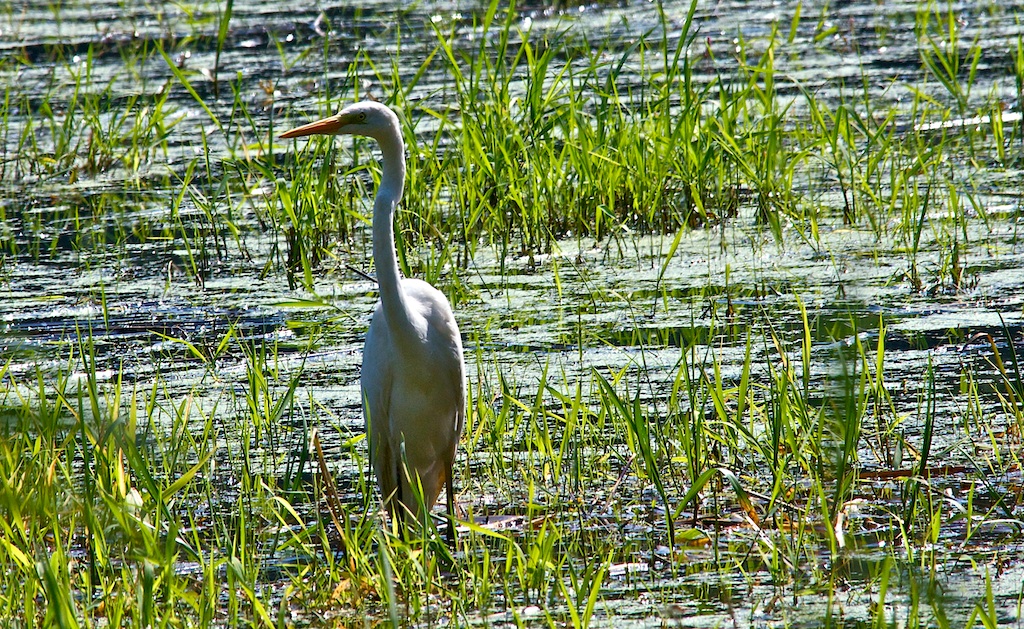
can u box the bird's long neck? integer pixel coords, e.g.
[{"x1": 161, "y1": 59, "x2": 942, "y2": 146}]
[{"x1": 372, "y1": 129, "x2": 415, "y2": 339}]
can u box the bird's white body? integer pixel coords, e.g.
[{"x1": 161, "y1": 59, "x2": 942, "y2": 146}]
[
  {"x1": 281, "y1": 101, "x2": 465, "y2": 528},
  {"x1": 362, "y1": 277, "x2": 464, "y2": 516}
]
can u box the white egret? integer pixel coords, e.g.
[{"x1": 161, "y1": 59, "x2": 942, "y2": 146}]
[{"x1": 280, "y1": 101, "x2": 465, "y2": 535}]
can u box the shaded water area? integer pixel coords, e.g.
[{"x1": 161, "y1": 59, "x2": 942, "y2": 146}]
[{"x1": 2, "y1": 0, "x2": 1024, "y2": 627}]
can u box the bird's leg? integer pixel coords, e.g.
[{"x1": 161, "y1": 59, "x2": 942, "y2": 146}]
[
  {"x1": 445, "y1": 462, "x2": 457, "y2": 544},
  {"x1": 394, "y1": 459, "x2": 410, "y2": 541}
]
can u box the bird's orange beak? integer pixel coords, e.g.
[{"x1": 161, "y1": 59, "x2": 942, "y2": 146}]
[{"x1": 279, "y1": 111, "x2": 358, "y2": 139}]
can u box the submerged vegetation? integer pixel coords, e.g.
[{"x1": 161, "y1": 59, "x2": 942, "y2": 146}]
[{"x1": 1, "y1": 0, "x2": 1024, "y2": 626}]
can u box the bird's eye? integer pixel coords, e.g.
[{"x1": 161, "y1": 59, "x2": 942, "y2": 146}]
[{"x1": 359, "y1": 112, "x2": 367, "y2": 122}]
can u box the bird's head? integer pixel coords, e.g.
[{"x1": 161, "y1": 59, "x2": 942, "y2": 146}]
[{"x1": 279, "y1": 101, "x2": 399, "y2": 143}]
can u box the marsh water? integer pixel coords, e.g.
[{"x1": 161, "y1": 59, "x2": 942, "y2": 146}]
[{"x1": 2, "y1": 0, "x2": 1024, "y2": 627}]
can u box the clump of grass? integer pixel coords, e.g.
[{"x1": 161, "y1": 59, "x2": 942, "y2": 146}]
[{"x1": 427, "y1": 0, "x2": 729, "y2": 256}]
